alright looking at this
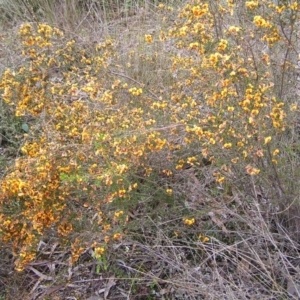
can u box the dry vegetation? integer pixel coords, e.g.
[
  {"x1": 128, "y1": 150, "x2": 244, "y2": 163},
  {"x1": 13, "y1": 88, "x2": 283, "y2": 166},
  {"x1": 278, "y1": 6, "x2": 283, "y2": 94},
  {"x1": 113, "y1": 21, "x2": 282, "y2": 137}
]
[{"x1": 0, "y1": 0, "x2": 300, "y2": 299}]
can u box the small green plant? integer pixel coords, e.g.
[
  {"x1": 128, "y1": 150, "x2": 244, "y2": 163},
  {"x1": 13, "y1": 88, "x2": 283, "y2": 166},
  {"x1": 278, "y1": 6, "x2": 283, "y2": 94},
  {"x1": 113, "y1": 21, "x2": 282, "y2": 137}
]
[{"x1": 92, "y1": 246, "x2": 109, "y2": 273}]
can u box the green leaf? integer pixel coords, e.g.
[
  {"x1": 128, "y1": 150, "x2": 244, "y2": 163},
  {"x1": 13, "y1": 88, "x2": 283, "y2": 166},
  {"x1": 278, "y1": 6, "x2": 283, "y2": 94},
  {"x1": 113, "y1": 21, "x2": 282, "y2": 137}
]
[{"x1": 21, "y1": 123, "x2": 29, "y2": 132}]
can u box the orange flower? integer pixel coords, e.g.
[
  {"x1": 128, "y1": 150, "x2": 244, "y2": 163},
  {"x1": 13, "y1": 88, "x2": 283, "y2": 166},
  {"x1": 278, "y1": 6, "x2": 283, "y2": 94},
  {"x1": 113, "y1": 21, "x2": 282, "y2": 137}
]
[
  {"x1": 113, "y1": 233, "x2": 122, "y2": 240},
  {"x1": 246, "y1": 165, "x2": 260, "y2": 175}
]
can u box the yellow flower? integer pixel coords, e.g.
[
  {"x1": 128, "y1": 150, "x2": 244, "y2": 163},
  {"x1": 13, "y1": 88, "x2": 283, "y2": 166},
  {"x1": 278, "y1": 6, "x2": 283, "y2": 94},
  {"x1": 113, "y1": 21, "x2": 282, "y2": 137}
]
[
  {"x1": 116, "y1": 164, "x2": 128, "y2": 175},
  {"x1": 104, "y1": 175, "x2": 113, "y2": 186},
  {"x1": 217, "y1": 39, "x2": 228, "y2": 52},
  {"x1": 209, "y1": 52, "x2": 222, "y2": 66},
  {"x1": 113, "y1": 233, "x2": 122, "y2": 240},
  {"x1": 58, "y1": 222, "x2": 73, "y2": 236},
  {"x1": 114, "y1": 210, "x2": 124, "y2": 218},
  {"x1": 275, "y1": 5, "x2": 286, "y2": 14},
  {"x1": 246, "y1": 165, "x2": 260, "y2": 175},
  {"x1": 118, "y1": 189, "x2": 126, "y2": 197},
  {"x1": 94, "y1": 247, "x2": 105, "y2": 258},
  {"x1": 223, "y1": 143, "x2": 232, "y2": 149},
  {"x1": 128, "y1": 87, "x2": 143, "y2": 96},
  {"x1": 187, "y1": 156, "x2": 197, "y2": 165},
  {"x1": 209, "y1": 138, "x2": 216, "y2": 145},
  {"x1": 198, "y1": 233, "x2": 210, "y2": 243},
  {"x1": 183, "y1": 218, "x2": 195, "y2": 226},
  {"x1": 231, "y1": 157, "x2": 239, "y2": 164},
  {"x1": 144, "y1": 34, "x2": 153, "y2": 43},
  {"x1": 176, "y1": 163, "x2": 183, "y2": 170},
  {"x1": 162, "y1": 169, "x2": 173, "y2": 176},
  {"x1": 290, "y1": 103, "x2": 297, "y2": 111},
  {"x1": 227, "y1": 26, "x2": 241, "y2": 34},
  {"x1": 248, "y1": 116, "x2": 255, "y2": 125},
  {"x1": 81, "y1": 127, "x2": 91, "y2": 143},
  {"x1": 103, "y1": 224, "x2": 111, "y2": 231},
  {"x1": 202, "y1": 236, "x2": 210, "y2": 243},
  {"x1": 189, "y1": 42, "x2": 200, "y2": 50},
  {"x1": 290, "y1": 2, "x2": 298, "y2": 10},
  {"x1": 216, "y1": 176, "x2": 225, "y2": 183},
  {"x1": 245, "y1": 1, "x2": 259, "y2": 10},
  {"x1": 191, "y1": 4, "x2": 209, "y2": 17},
  {"x1": 264, "y1": 136, "x2": 272, "y2": 144},
  {"x1": 253, "y1": 16, "x2": 271, "y2": 28},
  {"x1": 19, "y1": 23, "x2": 32, "y2": 36},
  {"x1": 166, "y1": 188, "x2": 173, "y2": 195}
]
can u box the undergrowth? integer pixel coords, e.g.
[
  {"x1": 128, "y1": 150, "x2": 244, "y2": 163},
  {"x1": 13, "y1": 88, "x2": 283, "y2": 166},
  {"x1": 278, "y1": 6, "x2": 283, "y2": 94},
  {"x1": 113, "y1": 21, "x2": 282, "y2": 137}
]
[{"x1": 0, "y1": 0, "x2": 300, "y2": 299}]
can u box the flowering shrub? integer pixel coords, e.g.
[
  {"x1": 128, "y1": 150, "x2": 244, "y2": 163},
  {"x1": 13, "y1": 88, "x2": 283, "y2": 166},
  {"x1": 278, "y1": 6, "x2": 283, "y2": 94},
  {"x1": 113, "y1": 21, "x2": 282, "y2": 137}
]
[
  {"x1": 0, "y1": 23, "x2": 170, "y2": 270},
  {"x1": 164, "y1": 0, "x2": 299, "y2": 183},
  {"x1": 0, "y1": 0, "x2": 299, "y2": 271}
]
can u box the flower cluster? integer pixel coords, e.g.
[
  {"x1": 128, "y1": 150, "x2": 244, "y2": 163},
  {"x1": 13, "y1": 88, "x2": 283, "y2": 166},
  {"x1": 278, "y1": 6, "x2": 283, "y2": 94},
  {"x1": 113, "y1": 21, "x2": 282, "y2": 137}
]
[
  {"x1": 163, "y1": 0, "x2": 296, "y2": 183},
  {"x1": 0, "y1": 23, "x2": 168, "y2": 270}
]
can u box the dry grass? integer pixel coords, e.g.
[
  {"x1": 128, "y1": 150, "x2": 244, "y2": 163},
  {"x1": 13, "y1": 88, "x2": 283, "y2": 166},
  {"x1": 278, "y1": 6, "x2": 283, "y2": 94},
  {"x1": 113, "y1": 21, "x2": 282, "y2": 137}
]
[{"x1": 2, "y1": 164, "x2": 300, "y2": 299}]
